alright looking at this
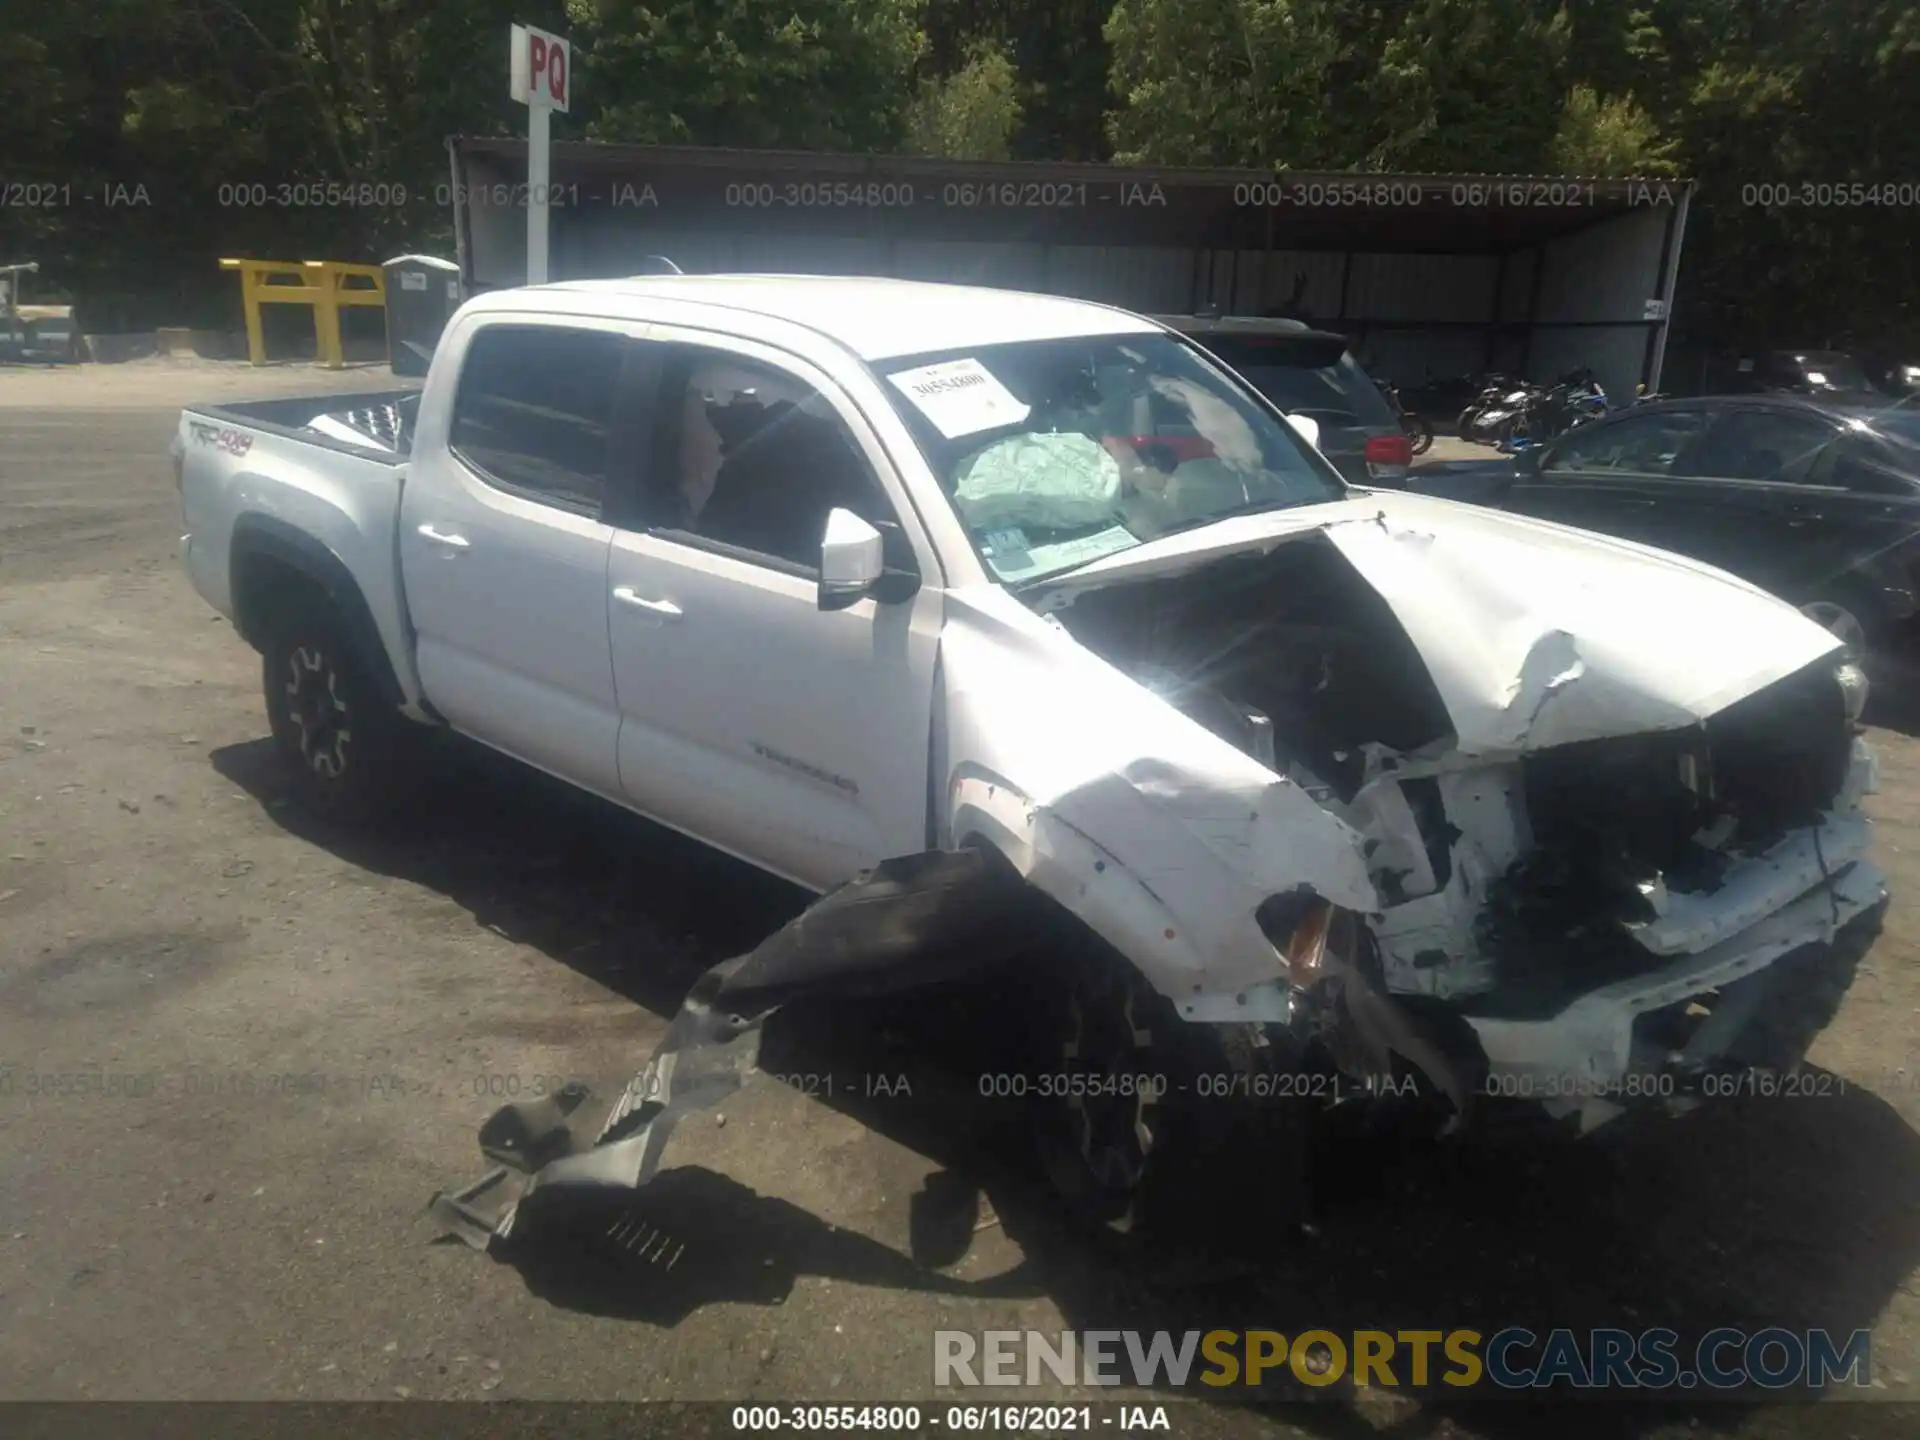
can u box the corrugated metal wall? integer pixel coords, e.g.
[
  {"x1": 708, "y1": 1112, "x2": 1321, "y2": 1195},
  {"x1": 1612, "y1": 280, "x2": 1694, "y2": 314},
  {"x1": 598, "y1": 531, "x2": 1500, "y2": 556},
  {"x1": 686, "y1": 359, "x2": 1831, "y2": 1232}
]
[
  {"x1": 465, "y1": 171, "x2": 1678, "y2": 395},
  {"x1": 1534, "y1": 205, "x2": 1668, "y2": 323}
]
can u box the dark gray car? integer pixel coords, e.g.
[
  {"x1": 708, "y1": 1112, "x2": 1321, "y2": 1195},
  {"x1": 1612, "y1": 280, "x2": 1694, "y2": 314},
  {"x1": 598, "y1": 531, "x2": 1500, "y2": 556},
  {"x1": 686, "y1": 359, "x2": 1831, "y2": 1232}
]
[{"x1": 1158, "y1": 314, "x2": 1411, "y2": 486}]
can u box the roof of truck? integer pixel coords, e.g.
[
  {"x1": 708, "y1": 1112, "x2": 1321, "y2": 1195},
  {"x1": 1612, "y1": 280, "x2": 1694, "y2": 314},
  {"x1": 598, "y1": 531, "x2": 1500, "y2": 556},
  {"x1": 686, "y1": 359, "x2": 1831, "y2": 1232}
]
[{"x1": 490, "y1": 274, "x2": 1162, "y2": 361}]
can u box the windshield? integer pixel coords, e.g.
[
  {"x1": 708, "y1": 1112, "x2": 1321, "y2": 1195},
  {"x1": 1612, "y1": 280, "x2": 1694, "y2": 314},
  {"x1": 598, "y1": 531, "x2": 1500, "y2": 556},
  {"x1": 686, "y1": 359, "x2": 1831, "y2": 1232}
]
[
  {"x1": 875, "y1": 334, "x2": 1345, "y2": 586},
  {"x1": 1200, "y1": 337, "x2": 1400, "y2": 431}
]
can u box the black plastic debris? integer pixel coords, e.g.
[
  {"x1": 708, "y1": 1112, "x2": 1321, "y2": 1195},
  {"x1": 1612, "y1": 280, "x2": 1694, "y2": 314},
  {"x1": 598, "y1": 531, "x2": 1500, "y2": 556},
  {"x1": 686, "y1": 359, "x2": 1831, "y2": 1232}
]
[{"x1": 428, "y1": 849, "x2": 1040, "y2": 1256}]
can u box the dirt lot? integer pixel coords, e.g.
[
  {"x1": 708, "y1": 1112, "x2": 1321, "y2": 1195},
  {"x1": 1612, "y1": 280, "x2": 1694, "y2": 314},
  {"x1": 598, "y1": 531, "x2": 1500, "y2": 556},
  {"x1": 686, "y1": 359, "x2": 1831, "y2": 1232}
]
[{"x1": 3, "y1": 360, "x2": 1920, "y2": 1436}]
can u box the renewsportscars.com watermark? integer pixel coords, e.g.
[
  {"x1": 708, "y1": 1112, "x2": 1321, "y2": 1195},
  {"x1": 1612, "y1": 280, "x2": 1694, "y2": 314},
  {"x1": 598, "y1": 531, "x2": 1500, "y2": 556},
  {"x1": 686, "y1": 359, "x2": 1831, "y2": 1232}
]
[{"x1": 934, "y1": 1328, "x2": 1873, "y2": 1392}]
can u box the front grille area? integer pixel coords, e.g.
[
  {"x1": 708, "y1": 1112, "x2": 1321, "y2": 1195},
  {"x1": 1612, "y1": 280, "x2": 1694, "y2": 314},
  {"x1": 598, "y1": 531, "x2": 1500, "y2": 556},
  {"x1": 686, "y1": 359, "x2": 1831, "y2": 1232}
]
[{"x1": 1471, "y1": 657, "x2": 1852, "y2": 1002}]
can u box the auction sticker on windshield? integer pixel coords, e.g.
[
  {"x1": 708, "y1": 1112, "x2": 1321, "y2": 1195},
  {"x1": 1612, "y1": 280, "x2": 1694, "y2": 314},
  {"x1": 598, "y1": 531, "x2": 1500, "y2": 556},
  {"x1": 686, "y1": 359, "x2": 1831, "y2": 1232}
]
[
  {"x1": 986, "y1": 522, "x2": 1137, "y2": 583},
  {"x1": 887, "y1": 358, "x2": 1031, "y2": 439}
]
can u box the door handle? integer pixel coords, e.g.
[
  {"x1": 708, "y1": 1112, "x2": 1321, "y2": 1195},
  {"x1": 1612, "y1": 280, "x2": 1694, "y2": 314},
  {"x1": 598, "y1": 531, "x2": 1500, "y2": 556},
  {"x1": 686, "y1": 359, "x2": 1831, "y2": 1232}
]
[
  {"x1": 416, "y1": 523, "x2": 470, "y2": 549},
  {"x1": 612, "y1": 586, "x2": 683, "y2": 620}
]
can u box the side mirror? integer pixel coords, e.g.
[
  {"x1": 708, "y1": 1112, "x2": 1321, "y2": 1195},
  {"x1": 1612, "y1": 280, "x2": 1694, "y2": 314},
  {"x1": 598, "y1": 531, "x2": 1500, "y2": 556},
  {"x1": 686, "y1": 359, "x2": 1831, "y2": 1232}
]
[
  {"x1": 1285, "y1": 413, "x2": 1321, "y2": 450},
  {"x1": 819, "y1": 507, "x2": 886, "y2": 611}
]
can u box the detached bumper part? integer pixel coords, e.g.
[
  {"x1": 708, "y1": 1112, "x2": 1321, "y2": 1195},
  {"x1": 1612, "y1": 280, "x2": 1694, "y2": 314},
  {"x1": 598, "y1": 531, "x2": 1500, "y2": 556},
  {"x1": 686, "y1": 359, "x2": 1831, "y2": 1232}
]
[{"x1": 428, "y1": 850, "x2": 1040, "y2": 1253}]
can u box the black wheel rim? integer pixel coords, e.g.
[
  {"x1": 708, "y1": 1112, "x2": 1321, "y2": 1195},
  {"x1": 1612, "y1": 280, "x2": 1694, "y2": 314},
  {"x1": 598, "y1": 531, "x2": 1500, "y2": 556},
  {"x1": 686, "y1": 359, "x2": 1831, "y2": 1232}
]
[
  {"x1": 1057, "y1": 963, "x2": 1161, "y2": 1212},
  {"x1": 284, "y1": 645, "x2": 352, "y2": 779}
]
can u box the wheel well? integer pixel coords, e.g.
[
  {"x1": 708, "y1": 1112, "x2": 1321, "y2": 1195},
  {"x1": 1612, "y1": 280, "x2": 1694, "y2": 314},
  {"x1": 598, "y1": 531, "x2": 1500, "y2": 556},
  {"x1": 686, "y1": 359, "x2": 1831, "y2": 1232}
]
[
  {"x1": 231, "y1": 550, "x2": 329, "y2": 652},
  {"x1": 228, "y1": 529, "x2": 405, "y2": 709}
]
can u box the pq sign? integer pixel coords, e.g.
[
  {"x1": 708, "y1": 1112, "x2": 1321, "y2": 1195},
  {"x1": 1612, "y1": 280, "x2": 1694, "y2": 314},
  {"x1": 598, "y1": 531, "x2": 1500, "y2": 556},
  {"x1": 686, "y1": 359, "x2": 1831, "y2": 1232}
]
[{"x1": 510, "y1": 23, "x2": 569, "y2": 111}]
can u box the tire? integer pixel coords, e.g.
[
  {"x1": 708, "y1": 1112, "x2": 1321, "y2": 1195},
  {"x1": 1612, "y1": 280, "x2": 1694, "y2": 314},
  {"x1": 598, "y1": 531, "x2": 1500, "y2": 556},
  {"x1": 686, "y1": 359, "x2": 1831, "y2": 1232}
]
[
  {"x1": 262, "y1": 607, "x2": 416, "y2": 825},
  {"x1": 1406, "y1": 415, "x2": 1434, "y2": 456},
  {"x1": 1458, "y1": 405, "x2": 1485, "y2": 439},
  {"x1": 1030, "y1": 935, "x2": 1312, "y2": 1243}
]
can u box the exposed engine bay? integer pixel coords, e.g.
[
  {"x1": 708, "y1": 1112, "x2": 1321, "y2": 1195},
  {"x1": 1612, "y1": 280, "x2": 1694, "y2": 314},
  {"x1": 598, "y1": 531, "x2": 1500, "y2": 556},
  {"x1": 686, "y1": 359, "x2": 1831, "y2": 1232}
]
[{"x1": 1042, "y1": 531, "x2": 1884, "y2": 1121}]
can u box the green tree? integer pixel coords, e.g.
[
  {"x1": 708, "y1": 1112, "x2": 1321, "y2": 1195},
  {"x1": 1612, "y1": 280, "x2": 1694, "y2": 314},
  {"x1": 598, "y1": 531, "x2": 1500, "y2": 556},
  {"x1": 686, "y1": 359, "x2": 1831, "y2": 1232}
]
[
  {"x1": 1104, "y1": 0, "x2": 1339, "y2": 167},
  {"x1": 570, "y1": 0, "x2": 926, "y2": 150},
  {"x1": 1363, "y1": 0, "x2": 1572, "y2": 172},
  {"x1": 1548, "y1": 85, "x2": 1680, "y2": 175},
  {"x1": 919, "y1": 0, "x2": 1113, "y2": 159},
  {"x1": 905, "y1": 39, "x2": 1022, "y2": 160}
]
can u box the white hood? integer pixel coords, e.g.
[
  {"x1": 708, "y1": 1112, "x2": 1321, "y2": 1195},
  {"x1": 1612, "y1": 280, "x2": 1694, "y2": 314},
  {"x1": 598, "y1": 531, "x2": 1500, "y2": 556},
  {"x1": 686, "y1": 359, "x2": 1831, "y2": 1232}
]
[{"x1": 1038, "y1": 490, "x2": 1844, "y2": 754}]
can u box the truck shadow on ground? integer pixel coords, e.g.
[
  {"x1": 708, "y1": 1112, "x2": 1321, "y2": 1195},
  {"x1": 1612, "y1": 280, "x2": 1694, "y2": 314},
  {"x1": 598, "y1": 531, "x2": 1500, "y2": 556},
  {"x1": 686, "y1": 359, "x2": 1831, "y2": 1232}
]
[{"x1": 215, "y1": 735, "x2": 1920, "y2": 1440}]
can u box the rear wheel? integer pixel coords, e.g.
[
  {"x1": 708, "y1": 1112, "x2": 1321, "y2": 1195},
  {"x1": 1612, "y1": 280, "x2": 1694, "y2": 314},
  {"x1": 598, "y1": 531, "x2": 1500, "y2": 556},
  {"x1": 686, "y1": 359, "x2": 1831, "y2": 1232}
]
[
  {"x1": 1405, "y1": 415, "x2": 1434, "y2": 455},
  {"x1": 263, "y1": 608, "x2": 416, "y2": 825}
]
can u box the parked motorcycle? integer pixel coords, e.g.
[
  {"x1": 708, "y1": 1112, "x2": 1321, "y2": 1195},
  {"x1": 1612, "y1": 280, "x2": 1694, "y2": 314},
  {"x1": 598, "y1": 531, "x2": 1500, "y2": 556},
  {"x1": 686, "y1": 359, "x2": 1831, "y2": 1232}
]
[
  {"x1": 1498, "y1": 369, "x2": 1610, "y2": 452},
  {"x1": 1380, "y1": 381, "x2": 1435, "y2": 456},
  {"x1": 1459, "y1": 375, "x2": 1540, "y2": 445}
]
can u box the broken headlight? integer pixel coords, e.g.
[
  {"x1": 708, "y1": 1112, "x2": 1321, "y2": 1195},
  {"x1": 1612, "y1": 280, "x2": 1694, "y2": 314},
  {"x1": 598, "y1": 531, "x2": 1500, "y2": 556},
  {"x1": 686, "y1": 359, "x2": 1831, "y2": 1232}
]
[{"x1": 1834, "y1": 658, "x2": 1869, "y2": 724}]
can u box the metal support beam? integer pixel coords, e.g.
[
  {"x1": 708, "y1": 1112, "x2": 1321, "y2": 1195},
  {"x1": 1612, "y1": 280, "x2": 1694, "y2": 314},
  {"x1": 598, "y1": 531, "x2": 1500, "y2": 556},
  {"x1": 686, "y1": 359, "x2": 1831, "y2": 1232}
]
[{"x1": 1645, "y1": 187, "x2": 1692, "y2": 394}]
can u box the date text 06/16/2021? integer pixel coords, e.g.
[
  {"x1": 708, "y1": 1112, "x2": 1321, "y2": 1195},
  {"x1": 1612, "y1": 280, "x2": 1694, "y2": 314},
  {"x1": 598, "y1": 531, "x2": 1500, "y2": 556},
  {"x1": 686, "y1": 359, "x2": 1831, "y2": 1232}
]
[{"x1": 730, "y1": 1405, "x2": 1172, "y2": 1432}]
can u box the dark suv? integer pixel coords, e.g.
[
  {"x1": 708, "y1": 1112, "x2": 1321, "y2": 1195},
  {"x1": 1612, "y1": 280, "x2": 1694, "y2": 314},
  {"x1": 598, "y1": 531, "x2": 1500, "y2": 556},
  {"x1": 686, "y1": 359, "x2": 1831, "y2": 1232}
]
[{"x1": 1158, "y1": 314, "x2": 1411, "y2": 485}]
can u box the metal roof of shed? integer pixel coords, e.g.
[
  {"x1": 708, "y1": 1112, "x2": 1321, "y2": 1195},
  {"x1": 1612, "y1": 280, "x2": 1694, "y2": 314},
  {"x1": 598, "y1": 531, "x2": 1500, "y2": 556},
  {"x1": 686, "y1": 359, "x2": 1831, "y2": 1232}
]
[{"x1": 449, "y1": 138, "x2": 1695, "y2": 256}]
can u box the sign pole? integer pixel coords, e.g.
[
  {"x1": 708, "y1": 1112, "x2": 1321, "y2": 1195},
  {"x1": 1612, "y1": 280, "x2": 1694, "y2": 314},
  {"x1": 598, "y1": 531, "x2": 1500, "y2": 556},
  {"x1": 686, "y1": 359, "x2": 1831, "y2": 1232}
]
[
  {"x1": 528, "y1": 103, "x2": 551, "y2": 285},
  {"x1": 510, "y1": 22, "x2": 570, "y2": 287}
]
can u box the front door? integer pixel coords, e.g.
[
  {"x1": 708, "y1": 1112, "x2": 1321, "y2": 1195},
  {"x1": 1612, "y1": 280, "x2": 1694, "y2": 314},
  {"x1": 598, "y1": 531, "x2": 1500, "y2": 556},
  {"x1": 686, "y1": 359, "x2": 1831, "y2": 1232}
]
[
  {"x1": 605, "y1": 332, "x2": 942, "y2": 891},
  {"x1": 1505, "y1": 406, "x2": 1715, "y2": 551}
]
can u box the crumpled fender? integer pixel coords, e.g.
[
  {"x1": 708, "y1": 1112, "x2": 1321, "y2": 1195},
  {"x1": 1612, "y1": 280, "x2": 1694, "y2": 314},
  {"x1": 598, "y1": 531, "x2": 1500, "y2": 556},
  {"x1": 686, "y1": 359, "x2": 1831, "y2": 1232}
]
[{"x1": 938, "y1": 590, "x2": 1377, "y2": 1007}]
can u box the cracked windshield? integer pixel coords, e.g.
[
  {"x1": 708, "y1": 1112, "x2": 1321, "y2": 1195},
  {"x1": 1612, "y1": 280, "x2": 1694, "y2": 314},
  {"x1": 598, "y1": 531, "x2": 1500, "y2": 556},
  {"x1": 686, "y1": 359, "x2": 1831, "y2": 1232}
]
[{"x1": 880, "y1": 335, "x2": 1345, "y2": 584}]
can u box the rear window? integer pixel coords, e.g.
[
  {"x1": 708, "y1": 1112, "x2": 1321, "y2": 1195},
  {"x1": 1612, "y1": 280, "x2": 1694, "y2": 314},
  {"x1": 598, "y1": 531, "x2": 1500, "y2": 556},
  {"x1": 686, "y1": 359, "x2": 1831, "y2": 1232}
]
[
  {"x1": 449, "y1": 324, "x2": 624, "y2": 515},
  {"x1": 1201, "y1": 337, "x2": 1399, "y2": 429}
]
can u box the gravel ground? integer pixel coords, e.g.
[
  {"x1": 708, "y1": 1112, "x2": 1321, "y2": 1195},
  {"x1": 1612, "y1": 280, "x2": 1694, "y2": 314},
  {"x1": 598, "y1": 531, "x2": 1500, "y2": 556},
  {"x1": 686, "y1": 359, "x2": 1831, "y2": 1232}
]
[{"x1": 3, "y1": 361, "x2": 1920, "y2": 1437}]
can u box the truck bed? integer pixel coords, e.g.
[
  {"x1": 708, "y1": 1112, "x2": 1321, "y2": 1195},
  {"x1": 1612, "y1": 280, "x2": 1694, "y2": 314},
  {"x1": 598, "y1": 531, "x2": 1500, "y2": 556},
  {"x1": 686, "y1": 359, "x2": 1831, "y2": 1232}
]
[
  {"x1": 196, "y1": 387, "x2": 422, "y2": 457},
  {"x1": 176, "y1": 394, "x2": 424, "y2": 711}
]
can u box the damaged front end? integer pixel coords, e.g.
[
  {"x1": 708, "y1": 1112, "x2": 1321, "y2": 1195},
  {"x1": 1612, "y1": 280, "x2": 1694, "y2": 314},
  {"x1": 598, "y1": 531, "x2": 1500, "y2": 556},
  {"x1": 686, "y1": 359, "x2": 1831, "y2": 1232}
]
[
  {"x1": 431, "y1": 494, "x2": 1890, "y2": 1255},
  {"x1": 1029, "y1": 497, "x2": 1889, "y2": 1135}
]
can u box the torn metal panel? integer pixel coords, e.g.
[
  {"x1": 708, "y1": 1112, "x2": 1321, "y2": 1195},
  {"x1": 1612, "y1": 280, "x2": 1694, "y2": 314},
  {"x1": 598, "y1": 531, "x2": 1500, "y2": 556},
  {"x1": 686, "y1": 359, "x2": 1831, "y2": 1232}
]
[
  {"x1": 937, "y1": 593, "x2": 1378, "y2": 1004},
  {"x1": 429, "y1": 849, "x2": 1041, "y2": 1251}
]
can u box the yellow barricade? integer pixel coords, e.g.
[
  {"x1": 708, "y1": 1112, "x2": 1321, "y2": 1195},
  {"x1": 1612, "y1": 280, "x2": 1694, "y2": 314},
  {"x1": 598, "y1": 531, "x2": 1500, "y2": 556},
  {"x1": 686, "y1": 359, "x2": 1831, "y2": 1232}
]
[{"x1": 219, "y1": 258, "x2": 387, "y2": 368}]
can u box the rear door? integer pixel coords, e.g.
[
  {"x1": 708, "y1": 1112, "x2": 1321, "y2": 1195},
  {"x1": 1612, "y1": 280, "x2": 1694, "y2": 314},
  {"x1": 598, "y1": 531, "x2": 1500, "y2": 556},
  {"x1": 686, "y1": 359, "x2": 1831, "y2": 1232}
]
[
  {"x1": 400, "y1": 320, "x2": 645, "y2": 799},
  {"x1": 1655, "y1": 405, "x2": 1845, "y2": 595},
  {"x1": 1504, "y1": 406, "x2": 1714, "y2": 546}
]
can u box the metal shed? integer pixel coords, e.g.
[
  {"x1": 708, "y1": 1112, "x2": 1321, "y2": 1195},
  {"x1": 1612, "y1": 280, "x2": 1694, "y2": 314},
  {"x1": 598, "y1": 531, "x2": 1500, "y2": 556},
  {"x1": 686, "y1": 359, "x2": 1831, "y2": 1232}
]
[{"x1": 446, "y1": 138, "x2": 1694, "y2": 402}]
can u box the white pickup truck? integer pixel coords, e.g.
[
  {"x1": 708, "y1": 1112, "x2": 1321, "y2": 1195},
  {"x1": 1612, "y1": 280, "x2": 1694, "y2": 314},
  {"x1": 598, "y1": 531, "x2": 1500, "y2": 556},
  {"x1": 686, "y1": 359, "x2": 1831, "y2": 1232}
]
[{"x1": 177, "y1": 275, "x2": 1887, "y2": 1230}]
